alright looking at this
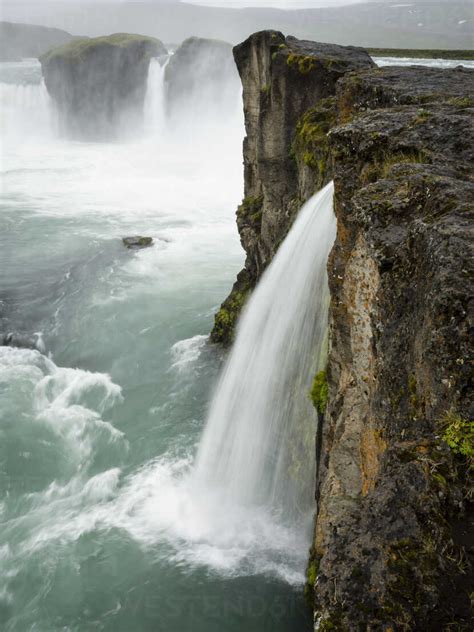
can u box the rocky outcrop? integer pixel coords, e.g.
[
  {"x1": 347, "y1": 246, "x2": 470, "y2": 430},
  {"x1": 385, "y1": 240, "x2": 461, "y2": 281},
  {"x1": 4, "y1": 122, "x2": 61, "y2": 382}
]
[
  {"x1": 0, "y1": 21, "x2": 74, "y2": 62},
  {"x1": 40, "y1": 33, "x2": 166, "y2": 139},
  {"x1": 312, "y1": 66, "x2": 474, "y2": 630},
  {"x1": 122, "y1": 236, "x2": 153, "y2": 249},
  {"x1": 164, "y1": 37, "x2": 238, "y2": 119},
  {"x1": 210, "y1": 31, "x2": 374, "y2": 344},
  {"x1": 218, "y1": 31, "x2": 473, "y2": 627}
]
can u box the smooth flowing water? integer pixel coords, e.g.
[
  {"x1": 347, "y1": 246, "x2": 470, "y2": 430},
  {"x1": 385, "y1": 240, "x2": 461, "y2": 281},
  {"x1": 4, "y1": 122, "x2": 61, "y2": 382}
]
[
  {"x1": 196, "y1": 183, "x2": 335, "y2": 514},
  {"x1": 0, "y1": 58, "x2": 319, "y2": 631}
]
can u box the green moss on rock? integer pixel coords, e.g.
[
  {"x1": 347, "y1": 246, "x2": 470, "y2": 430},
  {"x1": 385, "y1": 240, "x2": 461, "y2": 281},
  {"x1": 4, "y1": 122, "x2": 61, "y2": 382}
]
[
  {"x1": 304, "y1": 547, "x2": 322, "y2": 607},
  {"x1": 286, "y1": 52, "x2": 317, "y2": 75},
  {"x1": 439, "y1": 410, "x2": 473, "y2": 466},
  {"x1": 41, "y1": 33, "x2": 164, "y2": 63},
  {"x1": 310, "y1": 370, "x2": 328, "y2": 414},
  {"x1": 210, "y1": 270, "x2": 253, "y2": 346},
  {"x1": 236, "y1": 195, "x2": 264, "y2": 231},
  {"x1": 292, "y1": 97, "x2": 336, "y2": 190}
]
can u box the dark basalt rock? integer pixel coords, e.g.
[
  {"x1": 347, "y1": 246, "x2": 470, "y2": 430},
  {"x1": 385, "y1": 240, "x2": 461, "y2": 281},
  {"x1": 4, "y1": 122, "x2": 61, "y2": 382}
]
[
  {"x1": 214, "y1": 31, "x2": 473, "y2": 625},
  {"x1": 40, "y1": 33, "x2": 167, "y2": 140},
  {"x1": 122, "y1": 236, "x2": 153, "y2": 249},
  {"x1": 312, "y1": 67, "x2": 474, "y2": 630},
  {"x1": 211, "y1": 31, "x2": 374, "y2": 345},
  {"x1": 336, "y1": 64, "x2": 473, "y2": 122}
]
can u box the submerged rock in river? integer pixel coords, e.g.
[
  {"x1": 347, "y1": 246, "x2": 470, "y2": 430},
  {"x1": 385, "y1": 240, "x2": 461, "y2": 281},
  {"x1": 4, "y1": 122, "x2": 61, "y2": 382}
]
[{"x1": 122, "y1": 236, "x2": 154, "y2": 249}]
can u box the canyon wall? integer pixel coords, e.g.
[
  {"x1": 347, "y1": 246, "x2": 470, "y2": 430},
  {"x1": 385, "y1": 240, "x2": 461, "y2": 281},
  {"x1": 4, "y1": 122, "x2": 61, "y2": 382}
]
[
  {"x1": 315, "y1": 66, "x2": 473, "y2": 631},
  {"x1": 40, "y1": 34, "x2": 166, "y2": 139},
  {"x1": 220, "y1": 32, "x2": 473, "y2": 629},
  {"x1": 211, "y1": 31, "x2": 374, "y2": 344}
]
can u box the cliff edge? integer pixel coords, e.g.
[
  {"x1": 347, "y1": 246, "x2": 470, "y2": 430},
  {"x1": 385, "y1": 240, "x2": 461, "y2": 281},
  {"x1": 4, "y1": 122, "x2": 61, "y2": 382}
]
[{"x1": 210, "y1": 31, "x2": 374, "y2": 345}]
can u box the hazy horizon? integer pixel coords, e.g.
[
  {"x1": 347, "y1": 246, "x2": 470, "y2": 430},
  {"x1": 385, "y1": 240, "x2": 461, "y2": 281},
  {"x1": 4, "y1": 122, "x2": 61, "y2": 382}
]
[{"x1": 1, "y1": 0, "x2": 470, "y2": 49}]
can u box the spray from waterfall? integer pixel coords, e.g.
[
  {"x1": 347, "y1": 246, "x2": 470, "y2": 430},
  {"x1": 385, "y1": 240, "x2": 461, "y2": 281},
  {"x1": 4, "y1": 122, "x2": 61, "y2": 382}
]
[
  {"x1": 74, "y1": 181, "x2": 337, "y2": 581},
  {"x1": 195, "y1": 181, "x2": 336, "y2": 519},
  {"x1": 0, "y1": 78, "x2": 55, "y2": 141}
]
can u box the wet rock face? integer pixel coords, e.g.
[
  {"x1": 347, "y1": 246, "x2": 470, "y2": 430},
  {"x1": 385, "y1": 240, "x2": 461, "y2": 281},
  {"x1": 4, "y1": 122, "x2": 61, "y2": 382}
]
[
  {"x1": 313, "y1": 67, "x2": 474, "y2": 630},
  {"x1": 40, "y1": 34, "x2": 166, "y2": 140},
  {"x1": 211, "y1": 31, "x2": 374, "y2": 344}
]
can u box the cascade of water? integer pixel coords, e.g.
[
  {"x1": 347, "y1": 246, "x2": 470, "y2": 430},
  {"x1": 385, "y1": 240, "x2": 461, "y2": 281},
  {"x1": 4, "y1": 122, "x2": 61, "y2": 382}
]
[
  {"x1": 144, "y1": 57, "x2": 168, "y2": 137},
  {"x1": 0, "y1": 80, "x2": 54, "y2": 141},
  {"x1": 194, "y1": 181, "x2": 336, "y2": 519}
]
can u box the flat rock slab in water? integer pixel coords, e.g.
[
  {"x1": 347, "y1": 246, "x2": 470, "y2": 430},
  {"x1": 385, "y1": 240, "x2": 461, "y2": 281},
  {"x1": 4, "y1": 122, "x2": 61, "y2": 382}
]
[{"x1": 122, "y1": 236, "x2": 153, "y2": 249}]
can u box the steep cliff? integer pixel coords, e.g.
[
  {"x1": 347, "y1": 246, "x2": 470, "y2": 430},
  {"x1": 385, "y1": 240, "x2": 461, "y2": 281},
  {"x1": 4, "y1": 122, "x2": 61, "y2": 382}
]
[
  {"x1": 40, "y1": 34, "x2": 166, "y2": 139},
  {"x1": 219, "y1": 31, "x2": 473, "y2": 628},
  {"x1": 312, "y1": 66, "x2": 473, "y2": 631},
  {"x1": 211, "y1": 31, "x2": 374, "y2": 344}
]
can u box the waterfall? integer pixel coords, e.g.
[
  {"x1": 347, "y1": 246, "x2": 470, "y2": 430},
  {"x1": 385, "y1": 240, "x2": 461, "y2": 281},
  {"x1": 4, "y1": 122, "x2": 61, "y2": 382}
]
[
  {"x1": 144, "y1": 57, "x2": 168, "y2": 136},
  {"x1": 195, "y1": 181, "x2": 336, "y2": 520},
  {"x1": 0, "y1": 80, "x2": 54, "y2": 141}
]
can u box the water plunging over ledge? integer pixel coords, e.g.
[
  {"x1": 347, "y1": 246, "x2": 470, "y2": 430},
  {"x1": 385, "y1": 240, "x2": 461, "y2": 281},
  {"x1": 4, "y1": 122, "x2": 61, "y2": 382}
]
[{"x1": 195, "y1": 182, "x2": 336, "y2": 519}]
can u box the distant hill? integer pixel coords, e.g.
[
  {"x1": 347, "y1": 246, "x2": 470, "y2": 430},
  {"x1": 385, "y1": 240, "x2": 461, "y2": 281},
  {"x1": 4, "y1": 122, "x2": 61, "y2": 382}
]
[
  {"x1": 0, "y1": 21, "x2": 75, "y2": 61},
  {"x1": 1, "y1": 1, "x2": 473, "y2": 49}
]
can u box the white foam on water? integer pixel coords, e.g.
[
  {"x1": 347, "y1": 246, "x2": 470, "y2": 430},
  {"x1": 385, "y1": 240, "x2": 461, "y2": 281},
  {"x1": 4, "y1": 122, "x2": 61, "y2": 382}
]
[
  {"x1": 0, "y1": 185, "x2": 335, "y2": 587},
  {"x1": 0, "y1": 346, "x2": 124, "y2": 470},
  {"x1": 170, "y1": 335, "x2": 208, "y2": 372}
]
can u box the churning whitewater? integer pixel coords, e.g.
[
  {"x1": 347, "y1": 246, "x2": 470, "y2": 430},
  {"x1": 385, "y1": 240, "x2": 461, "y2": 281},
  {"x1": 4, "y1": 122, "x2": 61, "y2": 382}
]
[{"x1": 0, "y1": 55, "x2": 334, "y2": 631}]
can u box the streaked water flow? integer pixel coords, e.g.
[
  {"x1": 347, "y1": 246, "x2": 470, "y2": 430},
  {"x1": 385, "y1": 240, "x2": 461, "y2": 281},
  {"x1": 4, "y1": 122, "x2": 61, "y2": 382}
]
[{"x1": 195, "y1": 183, "x2": 336, "y2": 515}]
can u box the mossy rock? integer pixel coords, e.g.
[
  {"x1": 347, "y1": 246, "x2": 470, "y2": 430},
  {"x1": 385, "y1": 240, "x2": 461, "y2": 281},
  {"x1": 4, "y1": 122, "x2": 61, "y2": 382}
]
[
  {"x1": 122, "y1": 236, "x2": 153, "y2": 249},
  {"x1": 210, "y1": 270, "x2": 253, "y2": 346},
  {"x1": 41, "y1": 33, "x2": 166, "y2": 64},
  {"x1": 310, "y1": 370, "x2": 329, "y2": 414},
  {"x1": 292, "y1": 97, "x2": 336, "y2": 188},
  {"x1": 236, "y1": 195, "x2": 264, "y2": 231}
]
